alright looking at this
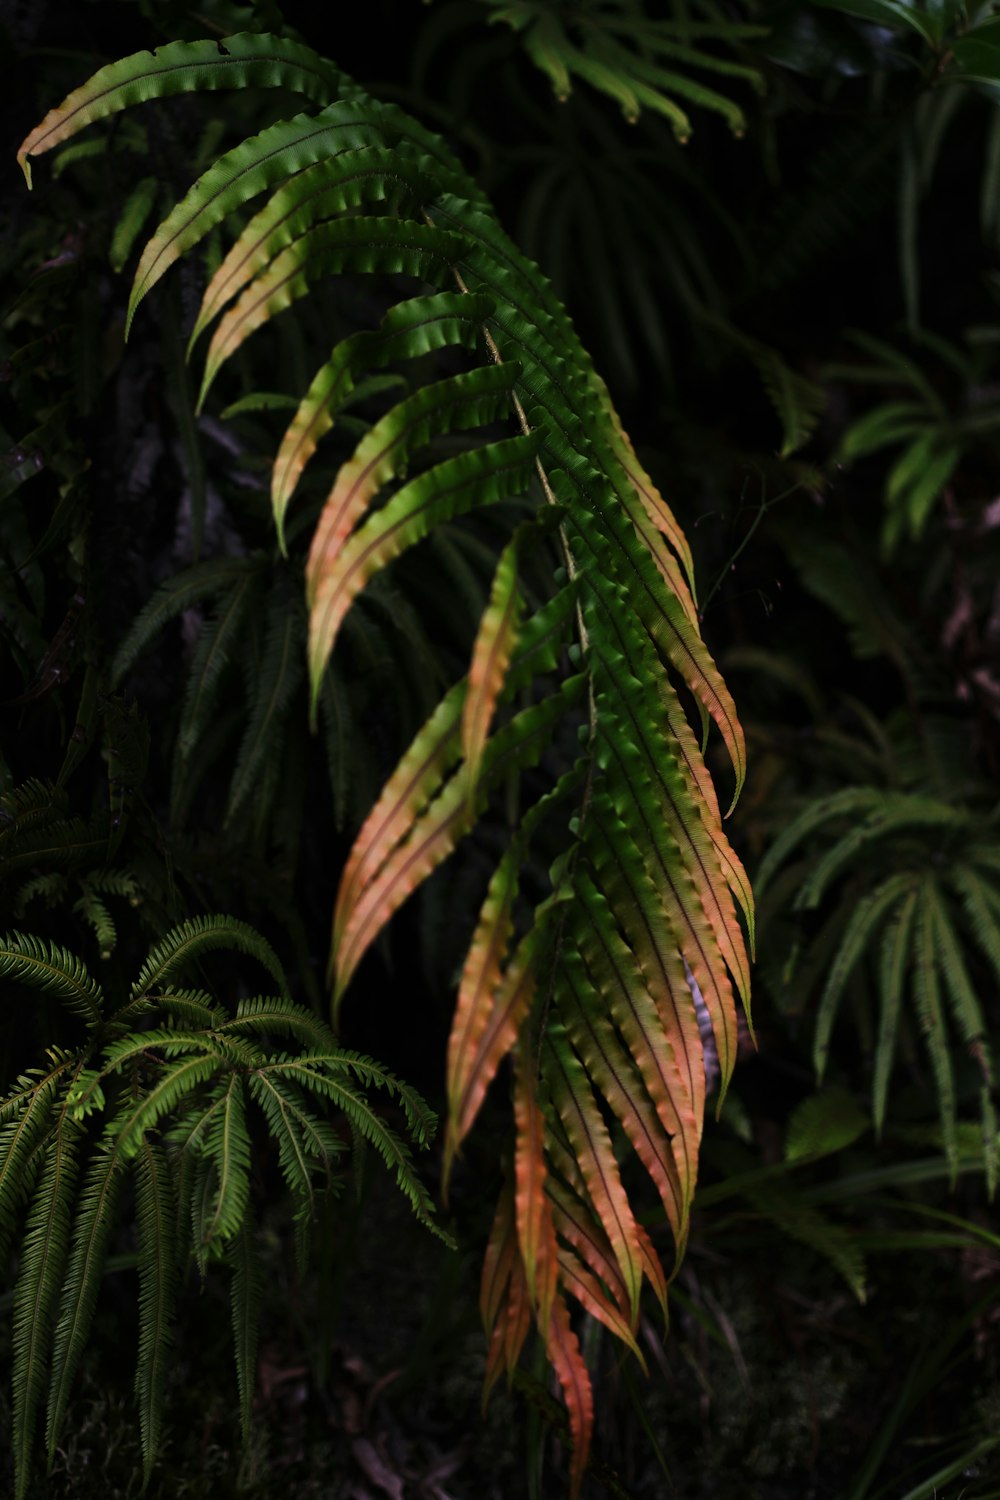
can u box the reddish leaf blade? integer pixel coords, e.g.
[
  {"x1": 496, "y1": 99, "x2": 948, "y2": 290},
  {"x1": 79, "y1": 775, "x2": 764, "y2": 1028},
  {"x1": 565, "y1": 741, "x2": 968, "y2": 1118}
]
[
  {"x1": 461, "y1": 538, "x2": 522, "y2": 794},
  {"x1": 448, "y1": 925, "x2": 537, "y2": 1159},
  {"x1": 17, "y1": 34, "x2": 343, "y2": 188},
  {"x1": 543, "y1": 1294, "x2": 594, "y2": 1500},
  {"x1": 333, "y1": 679, "x2": 465, "y2": 956},
  {"x1": 271, "y1": 292, "x2": 491, "y2": 540},
  {"x1": 198, "y1": 218, "x2": 465, "y2": 409},
  {"x1": 562, "y1": 945, "x2": 685, "y2": 1251},
  {"x1": 307, "y1": 435, "x2": 539, "y2": 708},
  {"x1": 444, "y1": 849, "x2": 518, "y2": 1186},
  {"x1": 514, "y1": 1047, "x2": 559, "y2": 1334},
  {"x1": 544, "y1": 1032, "x2": 644, "y2": 1324}
]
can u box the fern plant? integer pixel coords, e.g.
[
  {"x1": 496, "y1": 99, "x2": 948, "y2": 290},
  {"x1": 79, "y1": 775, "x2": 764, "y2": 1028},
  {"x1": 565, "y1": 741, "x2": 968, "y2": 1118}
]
[
  {"x1": 0, "y1": 914, "x2": 441, "y2": 1498},
  {"x1": 18, "y1": 30, "x2": 754, "y2": 1488},
  {"x1": 828, "y1": 327, "x2": 1000, "y2": 553},
  {"x1": 755, "y1": 738, "x2": 1000, "y2": 1193}
]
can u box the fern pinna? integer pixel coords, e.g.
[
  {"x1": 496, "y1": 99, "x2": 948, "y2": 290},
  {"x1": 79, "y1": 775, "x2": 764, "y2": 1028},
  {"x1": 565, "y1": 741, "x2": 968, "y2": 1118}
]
[
  {"x1": 19, "y1": 33, "x2": 753, "y2": 1489},
  {"x1": 0, "y1": 917, "x2": 440, "y2": 1498}
]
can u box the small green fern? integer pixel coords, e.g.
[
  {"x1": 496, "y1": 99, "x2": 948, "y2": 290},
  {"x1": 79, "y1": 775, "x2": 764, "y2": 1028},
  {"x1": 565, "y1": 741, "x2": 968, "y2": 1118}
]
[
  {"x1": 757, "y1": 787, "x2": 1000, "y2": 1191},
  {"x1": 0, "y1": 916, "x2": 443, "y2": 1498}
]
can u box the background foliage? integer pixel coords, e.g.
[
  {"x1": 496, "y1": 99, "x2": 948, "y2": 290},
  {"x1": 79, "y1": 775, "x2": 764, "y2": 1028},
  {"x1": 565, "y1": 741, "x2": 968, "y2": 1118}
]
[{"x1": 2, "y1": 0, "x2": 1000, "y2": 1496}]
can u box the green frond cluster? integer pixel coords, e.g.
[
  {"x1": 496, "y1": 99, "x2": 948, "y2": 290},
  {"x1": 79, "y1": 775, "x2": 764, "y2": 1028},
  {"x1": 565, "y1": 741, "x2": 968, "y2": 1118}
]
[
  {"x1": 487, "y1": 0, "x2": 764, "y2": 139},
  {"x1": 0, "y1": 919, "x2": 442, "y2": 1497},
  {"x1": 827, "y1": 330, "x2": 1000, "y2": 551},
  {"x1": 757, "y1": 789, "x2": 1000, "y2": 1191}
]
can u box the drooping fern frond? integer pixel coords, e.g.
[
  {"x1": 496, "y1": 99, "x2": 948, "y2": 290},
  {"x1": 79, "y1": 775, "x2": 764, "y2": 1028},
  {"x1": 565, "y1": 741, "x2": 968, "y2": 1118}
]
[
  {"x1": 0, "y1": 931, "x2": 104, "y2": 1025},
  {"x1": 19, "y1": 33, "x2": 754, "y2": 1484},
  {"x1": 0, "y1": 917, "x2": 444, "y2": 1497}
]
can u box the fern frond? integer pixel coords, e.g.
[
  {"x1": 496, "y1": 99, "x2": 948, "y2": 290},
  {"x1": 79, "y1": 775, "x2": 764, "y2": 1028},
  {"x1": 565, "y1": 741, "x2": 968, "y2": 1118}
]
[
  {"x1": 928, "y1": 883, "x2": 993, "y2": 1078},
  {"x1": 191, "y1": 144, "x2": 451, "y2": 344},
  {"x1": 260, "y1": 1056, "x2": 446, "y2": 1239},
  {"x1": 225, "y1": 583, "x2": 304, "y2": 822},
  {"x1": 0, "y1": 1065, "x2": 63, "y2": 1262},
  {"x1": 46, "y1": 1142, "x2": 127, "y2": 1461},
  {"x1": 199, "y1": 1075, "x2": 251, "y2": 1250},
  {"x1": 228, "y1": 1215, "x2": 263, "y2": 1443},
  {"x1": 953, "y1": 866, "x2": 1000, "y2": 992},
  {"x1": 173, "y1": 567, "x2": 262, "y2": 784},
  {"x1": 220, "y1": 995, "x2": 336, "y2": 1051},
  {"x1": 131, "y1": 915, "x2": 288, "y2": 1000},
  {"x1": 111, "y1": 556, "x2": 260, "y2": 686},
  {"x1": 247, "y1": 1071, "x2": 342, "y2": 1213},
  {"x1": 813, "y1": 872, "x2": 914, "y2": 1082},
  {"x1": 272, "y1": 288, "x2": 494, "y2": 540},
  {"x1": 0, "y1": 779, "x2": 68, "y2": 848},
  {"x1": 147, "y1": 987, "x2": 227, "y2": 1029},
  {"x1": 17, "y1": 33, "x2": 348, "y2": 188},
  {"x1": 73, "y1": 887, "x2": 116, "y2": 959},
  {"x1": 112, "y1": 1054, "x2": 223, "y2": 1158},
  {"x1": 914, "y1": 879, "x2": 958, "y2": 1180},
  {"x1": 874, "y1": 886, "x2": 918, "y2": 1136},
  {"x1": 307, "y1": 431, "x2": 540, "y2": 709},
  {"x1": 12, "y1": 1123, "x2": 79, "y2": 1500},
  {"x1": 133, "y1": 1137, "x2": 177, "y2": 1485},
  {"x1": 19, "y1": 37, "x2": 759, "y2": 1473},
  {"x1": 0, "y1": 931, "x2": 103, "y2": 1026},
  {"x1": 462, "y1": 536, "x2": 522, "y2": 795},
  {"x1": 545, "y1": 1030, "x2": 644, "y2": 1323}
]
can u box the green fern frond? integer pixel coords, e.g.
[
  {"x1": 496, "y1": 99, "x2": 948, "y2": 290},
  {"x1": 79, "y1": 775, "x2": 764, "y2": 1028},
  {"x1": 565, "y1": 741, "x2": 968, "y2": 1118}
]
[
  {"x1": 260, "y1": 1057, "x2": 448, "y2": 1240},
  {"x1": 72, "y1": 888, "x2": 116, "y2": 959},
  {"x1": 874, "y1": 886, "x2": 918, "y2": 1137},
  {"x1": 46, "y1": 1141, "x2": 127, "y2": 1462},
  {"x1": 17, "y1": 34, "x2": 758, "y2": 1475},
  {"x1": 147, "y1": 987, "x2": 227, "y2": 1029},
  {"x1": 133, "y1": 1137, "x2": 177, "y2": 1486},
  {"x1": 131, "y1": 915, "x2": 289, "y2": 1000},
  {"x1": 248, "y1": 1071, "x2": 341, "y2": 1209},
  {"x1": 0, "y1": 779, "x2": 68, "y2": 848},
  {"x1": 172, "y1": 568, "x2": 263, "y2": 801},
  {"x1": 225, "y1": 582, "x2": 304, "y2": 822},
  {"x1": 199, "y1": 1076, "x2": 251, "y2": 1250},
  {"x1": 0, "y1": 1066, "x2": 64, "y2": 1262},
  {"x1": 227, "y1": 1215, "x2": 263, "y2": 1443},
  {"x1": 813, "y1": 873, "x2": 914, "y2": 1082},
  {"x1": 111, "y1": 555, "x2": 261, "y2": 687},
  {"x1": 219, "y1": 995, "x2": 337, "y2": 1051},
  {"x1": 12, "y1": 1123, "x2": 80, "y2": 1500},
  {"x1": 914, "y1": 879, "x2": 959, "y2": 1180},
  {"x1": 0, "y1": 931, "x2": 103, "y2": 1026},
  {"x1": 112, "y1": 1054, "x2": 223, "y2": 1158},
  {"x1": 12, "y1": 873, "x2": 67, "y2": 915}
]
